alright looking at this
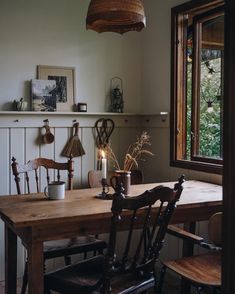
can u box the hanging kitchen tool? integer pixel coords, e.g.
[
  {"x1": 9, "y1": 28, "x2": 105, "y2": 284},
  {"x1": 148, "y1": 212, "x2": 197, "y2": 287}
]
[
  {"x1": 61, "y1": 122, "x2": 85, "y2": 158},
  {"x1": 42, "y1": 120, "x2": 54, "y2": 144},
  {"x1": 95, "y1": 118, "x2": 115, "y2": 148},
  {"x1": 94, "y1": 118, "x2": 115, "y2": 169}
]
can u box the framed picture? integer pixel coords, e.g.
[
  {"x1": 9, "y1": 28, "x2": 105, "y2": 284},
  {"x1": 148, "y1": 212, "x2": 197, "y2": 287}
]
[
  {"x1": 32, "y1": 79, "x2": 57, "y2": 112},
  {"x1": 37, "y1": 65, "x2": 75, "y2": 111}
]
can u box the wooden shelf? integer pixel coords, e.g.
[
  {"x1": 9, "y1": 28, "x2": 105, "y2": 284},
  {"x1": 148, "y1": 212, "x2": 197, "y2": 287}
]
[
  {"x1": 0, "y1": 111, "x2": 168, "y2": 116},
  {"x1": 0, "y1": 111, "x2": 169, "y2": 128}
]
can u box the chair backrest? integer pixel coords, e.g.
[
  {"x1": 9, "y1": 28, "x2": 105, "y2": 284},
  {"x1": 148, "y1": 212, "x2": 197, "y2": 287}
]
[
  {"x1": 11, "y1": 157, "x2": 74, "y2": 194},
  {"x1": 105, "y1": 175, "x2": 185, "y2": 287},
  {"x1": 88, "y1": 170, "x2": 103, "y2": 188},
  {"x1": 88, "y1": 169, "x2": 143, "y2": 188},
  {"x1": 130, "y1": 169, "x2": 143, "y2": 185},
  {"x1": 208, "y1": 212, "x2": 222, "y2": 246}
]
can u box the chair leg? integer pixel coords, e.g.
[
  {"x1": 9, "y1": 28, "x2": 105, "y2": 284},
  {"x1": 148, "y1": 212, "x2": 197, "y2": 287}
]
[
  {"x1": 21, "y1": 259, "x2": 48, "y2": 294},
  {"x1": 21, "y1": 261, "x2": 28, "y2": 294},
  {"x1": 213, "y1": 287, "x2": 221, "y2": 294},
  {"x1": 64, "y1": 255, "x2": 72, "y2": 265},
  {"x1": 98, "y1": 248, "x2": 104, "y2": 255},
  {"x1": 44, "y1": 284, "x2": 51, "y2": 294},
  {"x1": 195, "y1": 286, "x2": 204, "y2": 294},
  {"x1": 156, "y1": 265, "x2": 167, "y2": 294}
]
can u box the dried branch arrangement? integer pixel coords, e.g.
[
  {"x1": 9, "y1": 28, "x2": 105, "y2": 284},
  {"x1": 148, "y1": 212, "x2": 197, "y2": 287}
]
[{"x1": 105, "y1": 131, "x2": 154, "y2": 171}]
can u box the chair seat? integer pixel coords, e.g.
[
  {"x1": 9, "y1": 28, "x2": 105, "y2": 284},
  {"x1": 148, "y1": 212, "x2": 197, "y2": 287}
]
[
  {"x1": 45, "y1": 254, "x2": 155, "y2": 294},
  {"x1": 111, "y1": 273, "x2": 155, "y2": 294},
  {"x1": 163, "y1": 251, "x2": 221, "y2": 287},
  {"x1": 43, "y1": 236, "x2": 107, "y2": 260},
  {"x1": 45, "y1": 255, "x2": 105, "y2": 293}
]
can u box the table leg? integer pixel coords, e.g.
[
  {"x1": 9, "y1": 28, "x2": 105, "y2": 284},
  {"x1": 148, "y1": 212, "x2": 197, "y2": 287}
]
[
  {"x1": 180, "y1": 221, "x2": 196, "y2": 294},
  {"x1": 5, "y1": 224, "x2": 17, "y2": 294},
  {"x1": 27, "y1": 241, "x2": 44, "y2": 294}
]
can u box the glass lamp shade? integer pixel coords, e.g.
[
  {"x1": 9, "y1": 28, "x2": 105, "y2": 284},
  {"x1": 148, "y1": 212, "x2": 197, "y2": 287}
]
[{"x1": 86, "y1": 0, "x2": 146, "y2": 34}]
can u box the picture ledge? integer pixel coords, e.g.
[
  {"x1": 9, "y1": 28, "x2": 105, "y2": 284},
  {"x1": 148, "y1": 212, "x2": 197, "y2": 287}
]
[
  {"x1": 0, "y1": 111, "x2": 169, "y2": 129},
  {"x1": 0, "y1": 111, "x2": 168, "y2": 117}
]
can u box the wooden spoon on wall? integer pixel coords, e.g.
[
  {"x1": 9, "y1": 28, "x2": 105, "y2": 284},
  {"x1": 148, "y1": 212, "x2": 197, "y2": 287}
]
[{"x1": 42, "y1": 124, "x2": 54, "y2": 144}]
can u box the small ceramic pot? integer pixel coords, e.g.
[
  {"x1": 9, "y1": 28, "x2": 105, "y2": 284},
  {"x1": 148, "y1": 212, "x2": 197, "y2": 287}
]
[{"x1": 13, "y1": 98, "x2": 27, "y2": 111}]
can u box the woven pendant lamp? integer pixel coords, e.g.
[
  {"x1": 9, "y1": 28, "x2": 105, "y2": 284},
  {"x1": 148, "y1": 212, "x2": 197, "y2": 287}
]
[{"x1": 86, "y1": 0, "x2": 146, "y2": 34}]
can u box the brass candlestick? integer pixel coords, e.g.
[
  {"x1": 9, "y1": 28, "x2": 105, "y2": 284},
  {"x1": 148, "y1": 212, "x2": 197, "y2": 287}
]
[{"x1": 96, "y1": 178, "x2": 111, "y2": 200}]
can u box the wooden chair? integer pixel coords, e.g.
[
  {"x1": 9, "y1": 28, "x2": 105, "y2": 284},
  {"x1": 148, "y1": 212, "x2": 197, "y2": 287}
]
[
  {"x1": 12, "y1": 157, "x2": 74, "y2": 194},
  {"x1": 158, "y1": 212, "x2": 222, "y2": 293},
  {"x1": 11, "y1": 157, "x2": 107, "y2": 294},
  {"x1": 87, "y1": 169, "x2": 143, "y2": 188},
  {"x1": 87, "y1": 169, "x2": 145, "y2": 245},
  {"x1": 88, "y1": 170, "x2": 103, "y2": 188},
  {"x1": 130, "y1": 169, "x2": 144, "y2": 185},
  {"x1": 44, "y1": 175, "x2": 185, "y2": 294}
]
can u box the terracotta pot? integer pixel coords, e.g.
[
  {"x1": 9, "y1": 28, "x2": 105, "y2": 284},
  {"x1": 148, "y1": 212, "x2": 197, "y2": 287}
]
[{"x1": 110, "y1": 170, "x2": 131, "y2": 196}]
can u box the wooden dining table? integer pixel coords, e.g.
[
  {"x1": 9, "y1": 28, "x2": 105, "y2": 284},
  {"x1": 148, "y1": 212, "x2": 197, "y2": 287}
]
[{"x1": 0, "y1": 180, "x2": 222, "y2": 294}]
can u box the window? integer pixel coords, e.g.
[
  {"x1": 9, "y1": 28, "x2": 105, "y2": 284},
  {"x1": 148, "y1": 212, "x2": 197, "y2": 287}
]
[{"x1": 170, "y1": 0, "x2": 224, "y2": 174}]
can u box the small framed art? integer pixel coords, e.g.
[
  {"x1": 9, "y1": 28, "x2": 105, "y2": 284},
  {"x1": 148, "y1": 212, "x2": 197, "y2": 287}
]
[
  {"x1": 32, "y1": 79, "x2": 57, "y2": 112},
  {"x1": 37, "y1": 65, "x2": 75, "y2": 111}
]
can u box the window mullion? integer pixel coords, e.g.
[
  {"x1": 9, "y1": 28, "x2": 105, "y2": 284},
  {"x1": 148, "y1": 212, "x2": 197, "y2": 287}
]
[{"x1": 191, "y1": 20, "x2": 202, "y2": 159}]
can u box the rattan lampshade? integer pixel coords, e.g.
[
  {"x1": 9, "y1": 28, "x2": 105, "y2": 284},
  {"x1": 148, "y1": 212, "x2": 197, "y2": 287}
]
[{"x1": 86, "y1": 0, "x2": 146, "y2": 34}]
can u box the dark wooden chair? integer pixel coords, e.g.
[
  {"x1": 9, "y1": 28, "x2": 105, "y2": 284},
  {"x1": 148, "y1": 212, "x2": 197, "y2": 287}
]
[
  {"x1": 158, "y1": 212, "x2": 222, "y2": 293},
  {"x1": 130, "y1": 169, "x2": 144, "y2": 185},
  {"x1": 11, "y1": 157, "x2": 107, "y2": 294},
  {"x1": 44, "y1": 175, "x2": 185, "y2": 294}
]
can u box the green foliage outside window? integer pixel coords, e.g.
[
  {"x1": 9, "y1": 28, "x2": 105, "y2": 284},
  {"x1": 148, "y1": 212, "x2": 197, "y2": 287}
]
[{"x1": 186, "y1": 53, "x2": 222, "y2": 160}]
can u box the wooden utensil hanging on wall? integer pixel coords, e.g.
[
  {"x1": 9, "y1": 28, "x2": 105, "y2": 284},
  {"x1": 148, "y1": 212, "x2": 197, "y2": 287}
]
[
  {"x1": 61, "y1": 122, "x2": 85, "y2": 158},
  {"x1": 42, "y1": 120, "x2": 54, "y2": 144},
  {"x1": 94, "y1": 118, "x2": 115, "y2": 149}
]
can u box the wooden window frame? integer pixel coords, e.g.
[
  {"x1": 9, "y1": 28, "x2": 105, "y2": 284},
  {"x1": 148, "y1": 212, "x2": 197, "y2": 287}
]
[
  {"x1": 191, "y1": 7, "x2": 224, "y2": 163},
  {"x1": 170, "y1": 0, "x2": 224, "y2": 175}
]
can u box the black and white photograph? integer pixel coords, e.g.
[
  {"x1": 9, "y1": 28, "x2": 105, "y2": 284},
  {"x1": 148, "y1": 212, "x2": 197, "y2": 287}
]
[
  {"x1": 37, "y1": 65, "x2": 75, "y2": 111},
  {"x1": 31, "y1": 79, "x2": 57, "y2": 111},
  {"x1": 48, "y1": 75, "x2": 67, "y2": 103}
]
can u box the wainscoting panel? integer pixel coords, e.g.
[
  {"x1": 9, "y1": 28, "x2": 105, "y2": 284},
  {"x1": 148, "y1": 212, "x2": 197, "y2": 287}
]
[{"x1": 0, "y1": 129, "x2": 9, "y2": 196}]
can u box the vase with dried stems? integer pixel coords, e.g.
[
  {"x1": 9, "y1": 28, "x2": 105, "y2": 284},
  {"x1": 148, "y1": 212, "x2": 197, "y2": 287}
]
[{"x1": 105, "y1": 131, "x2": 154, "y2": 195}]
